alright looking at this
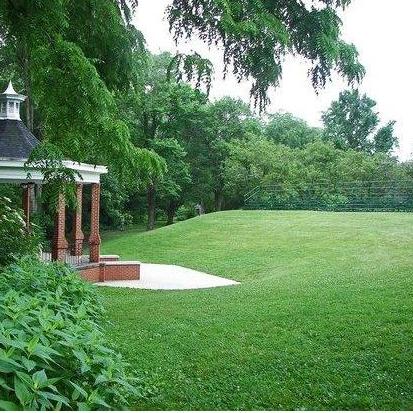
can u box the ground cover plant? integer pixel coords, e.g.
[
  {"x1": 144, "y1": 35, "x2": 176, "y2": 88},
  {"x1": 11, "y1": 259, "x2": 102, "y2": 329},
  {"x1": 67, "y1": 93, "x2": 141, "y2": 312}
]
[
  {"x1": 0, "y1": 196, "x2": 41, "y2": 268},
  {"x1": 0, "y1": 258, "x2": 138, "y2": 410},
  {"x1": 100, "y1": 210, "x2": 413, "y2": 410}
]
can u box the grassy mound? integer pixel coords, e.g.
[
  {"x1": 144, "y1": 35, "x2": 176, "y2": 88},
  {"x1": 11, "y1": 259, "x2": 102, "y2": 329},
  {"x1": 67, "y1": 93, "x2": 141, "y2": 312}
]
[{"x1": 100, "y1": 211, "x2": 413, "y2": 410}]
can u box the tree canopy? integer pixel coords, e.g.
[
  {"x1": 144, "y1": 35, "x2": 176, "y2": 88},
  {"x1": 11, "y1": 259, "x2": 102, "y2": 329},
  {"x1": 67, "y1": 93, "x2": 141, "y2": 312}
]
[
  {"x1": 168, "y1": 0, "x2": 365, "y2": 109},
  {"x1": 322, "y1": 89, "x2": 398, "y2": 154},
  {"x1": 265, "y1": 113, "x2": 322, "y2": 148},
  {"x1": 0, "y1": 0, "x2": 407, "y2": 231}
]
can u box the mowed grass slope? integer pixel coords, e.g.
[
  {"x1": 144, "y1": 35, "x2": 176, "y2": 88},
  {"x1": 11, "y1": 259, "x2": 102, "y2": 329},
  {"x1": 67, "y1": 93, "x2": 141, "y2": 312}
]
[{"x1": 100, "y1": 211, "x2": 413, "y2": 410}]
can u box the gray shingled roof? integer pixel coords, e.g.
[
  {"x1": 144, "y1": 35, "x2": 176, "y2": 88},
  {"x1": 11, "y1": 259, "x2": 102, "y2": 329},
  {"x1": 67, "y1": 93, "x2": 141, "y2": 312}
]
[{"x1": 0, "y1": 119, "x2": 39, "y2": 159}]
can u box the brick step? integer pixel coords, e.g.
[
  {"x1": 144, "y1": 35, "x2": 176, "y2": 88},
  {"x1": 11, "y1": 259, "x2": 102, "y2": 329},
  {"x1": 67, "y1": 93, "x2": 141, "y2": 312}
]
[{"x1": 99, "y1": 255, "x2": 120, "y2": 262}]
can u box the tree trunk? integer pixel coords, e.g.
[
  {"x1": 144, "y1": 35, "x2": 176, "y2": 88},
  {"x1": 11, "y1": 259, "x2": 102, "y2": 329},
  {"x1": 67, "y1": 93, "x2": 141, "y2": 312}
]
[
  {"x1": 166, "y1": 201, "x2": 177, "y2": 225},
  {"x1": 21, "y1": 42, "x2": 34, "y2": 132},
  {"x1": 214, "y1": 191, "x2": 224, "y2": 211},
  {"x1": 147, "y1": 183, "x2": 156, "y2": 231}
]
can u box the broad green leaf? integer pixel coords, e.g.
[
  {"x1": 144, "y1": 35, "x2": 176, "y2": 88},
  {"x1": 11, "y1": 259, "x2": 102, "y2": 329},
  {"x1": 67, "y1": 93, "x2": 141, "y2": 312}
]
[
  {"x1": 0, "y1": 359, "x2": 17, "y2": 373},
  {"x1": 16, "y1": 371, "x2": 33, "y2": 386},
  {"x1": 27, "y1": 336, "x2": 39, "y2": 354},
  {"x1": 37, "y1": 391, "x2": 70, "y2": 407},
  {"x1": 69, "y1": 381, "x2": 88, "y2": 398},
  {"x1": 0, "y1": 400, "x2": 20, "y2": 411},
  {"x1": 72, "y1": 349, "x2": 88, "y2": 364},
  {"x1": 88, "y1": 389, "x2": 111, "y2": 408},
  {"x1": 77, "y1": 401, "x2": 92, "y2": 411},
  {"x1": 94, "y1": 374, "x2": 108, "y2": 385},
  {"x1": 22, "y1": 357, "x2": 36, "y2": 372},
  {"x1": 14, "y1": 376, "x2": 31, "y2": 406},
  {"x1": 0, "y1": 377, "x2": 13, "y2": 391},
  {"x1": 32, "y1": 369, "x2": 48, "y2": 388}
]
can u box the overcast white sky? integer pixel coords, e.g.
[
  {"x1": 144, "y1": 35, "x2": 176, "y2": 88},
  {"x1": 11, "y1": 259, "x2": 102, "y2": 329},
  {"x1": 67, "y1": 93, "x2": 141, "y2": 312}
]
[{"x1": 133, "y1": 0, "x2": 413, "y2": 161}]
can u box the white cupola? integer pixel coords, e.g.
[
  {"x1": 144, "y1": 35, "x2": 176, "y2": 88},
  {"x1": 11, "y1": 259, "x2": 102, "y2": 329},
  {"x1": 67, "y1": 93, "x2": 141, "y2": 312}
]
[{"x1": 0, "y1": 81, "x2": 26, "y2": 121}]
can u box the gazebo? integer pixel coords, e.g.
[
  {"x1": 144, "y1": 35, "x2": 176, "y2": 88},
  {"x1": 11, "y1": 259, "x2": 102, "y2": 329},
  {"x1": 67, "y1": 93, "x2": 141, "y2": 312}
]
[{"x1": 0, "y1": 81, "x2": 140, "y2": 282}]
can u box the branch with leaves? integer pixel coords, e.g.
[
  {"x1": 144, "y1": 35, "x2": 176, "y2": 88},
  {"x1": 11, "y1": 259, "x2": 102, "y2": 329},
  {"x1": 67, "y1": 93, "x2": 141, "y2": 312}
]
[{"x1": 168, "y1": 0, "x2": 365, "y2": 110}]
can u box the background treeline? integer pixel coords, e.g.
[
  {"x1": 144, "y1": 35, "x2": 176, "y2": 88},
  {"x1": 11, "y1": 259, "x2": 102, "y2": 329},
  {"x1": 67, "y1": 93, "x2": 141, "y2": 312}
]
[
  {"x1": 100, "y1": 55, "x2": 409, "y2": 227},
  {"x1": 0, "y1": 1, "x2": 408, "y2": 233},
  {"x1": 0, "y1": 50, "x2": 409, "y2": 230}
]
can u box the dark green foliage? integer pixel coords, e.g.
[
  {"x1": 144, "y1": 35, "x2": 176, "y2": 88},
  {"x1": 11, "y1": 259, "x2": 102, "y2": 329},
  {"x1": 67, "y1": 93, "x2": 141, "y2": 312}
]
[
  {"x1": 26, "y1": 143, "x2": 80, "y2": 212},
  {"x1": 238, "y1": 141, "x2": 413, "y2": 211},
  {"x1": 175, "y1": 204, "x2": 197, "y2": 221},
  {"x1": 167, "y1": 52, "x2": 213, "y2": 95},
  {"x1": 0, "y1": 184, "x2": 20, "y2": 206},
  {"x1": 65, "y1": 0, "x2": 143, "y2": 91},
  {"x1": 31, "y1": 37, "x2": 141, "y2": 172},
  {"x1": 322, "y1": 89, "x2": 398, "y2": 154},
  {"x1": 0, "y1": 1, "x2": 403, "y2": 228},
  {"x1": 224, "y1": 134, "x2": 295, "y2": 204},
  {"x1": 0, "y1": 258, "x2": 140, "y2": 410},
  {"x1": 0, "y1": 1, "x2": 373, "y2": 229},
  {"x1": 0, "y1": 0, "x2": 162, "y2": 180},
  {"x1": 122, "y1": 52, "x2": 206, "y2": 228},
  {"x1": 189, "y1": 97, "x2": 262, "y2": 211},
  {"x1": 0, "y1": 197, "x2": 40, "y2": 268},
  {"x1": 100, "y1": 173, "x2": 133, "y2": 230},
  {"x1": 168, "y1": 0, "x2": 364, "y2": 110},
  {"x1": 374, "y1": 121, "x2": 398, "y2": 154},
  {"x1": 265, "y1": 113, "x2": 322, "y2": 148},
  {"x1": 152, "y1": 138, "x2": 192, "y2": 225},
  {"x1": 115, "y1": 79, "x2": 406, "y2": 225}
]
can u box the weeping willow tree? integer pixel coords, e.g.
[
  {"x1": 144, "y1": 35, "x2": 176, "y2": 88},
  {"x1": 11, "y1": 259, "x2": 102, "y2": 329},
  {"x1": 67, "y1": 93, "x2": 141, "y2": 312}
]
[
  {"x1": 0, "y1": 0, "x2": 162, "y2": 182},
  {"x1": 0, "y1": 0, "x2": 167, "y2": 217},
  {"x1": 0, "y1": 0, "x2": 364, "y2": 155},
  {"x1": 168, "y1": 0, "x2": 365, "y2": 111}
]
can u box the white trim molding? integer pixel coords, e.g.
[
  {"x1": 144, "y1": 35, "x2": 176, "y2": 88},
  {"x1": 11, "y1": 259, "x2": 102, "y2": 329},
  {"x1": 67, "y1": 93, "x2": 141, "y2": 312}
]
[{"x1": 0, "y1": 158, "x2": 108, "y2": 184}]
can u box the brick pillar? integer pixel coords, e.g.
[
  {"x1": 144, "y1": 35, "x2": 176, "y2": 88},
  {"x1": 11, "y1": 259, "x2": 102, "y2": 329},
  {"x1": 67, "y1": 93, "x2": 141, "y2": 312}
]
[
  {"x1": 52, "y1": 193, "x2": 68, "y2": 261},
  {"x1": 89, "y1": 183, "x2": 101, "y2": 263},
  {"x1": 22, "y1": 183, "x2": 33, "y2": 231},
  {"x1": 72, "y1": 183, "x2": 84, "y2": 256}
]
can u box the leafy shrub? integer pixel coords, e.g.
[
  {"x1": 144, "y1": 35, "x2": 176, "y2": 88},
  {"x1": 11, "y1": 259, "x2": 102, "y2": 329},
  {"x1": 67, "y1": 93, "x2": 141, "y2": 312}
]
[
  {"x1": 0, "y1": 258, "x2": 140, "y2": 410},
  {"x1": 31, "y1": 210, "x2": 54, "y2": 248},
  {"x1": 175, "y1": 204, "x2": 197, "y2": 221},
  {"x1": 100, "y1": 173, "x2": 133, "y2": 230},
  {"x1": 323, "y1": 194, "x2": 349, "y2": 211},
  {"x1": 0, "y1": 196, "x2": 41, "y2": 268}
]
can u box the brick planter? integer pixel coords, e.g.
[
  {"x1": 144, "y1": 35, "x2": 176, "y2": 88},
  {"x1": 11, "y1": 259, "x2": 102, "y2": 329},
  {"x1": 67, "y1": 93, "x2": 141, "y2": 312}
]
[{"x1": 78, "y1": 260, "x2": 140, "y2": 283}]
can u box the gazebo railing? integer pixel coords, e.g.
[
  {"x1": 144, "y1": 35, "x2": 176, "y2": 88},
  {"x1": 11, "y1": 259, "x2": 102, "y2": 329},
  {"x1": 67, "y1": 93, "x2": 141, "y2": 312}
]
[
  {"x1": 65, "y1": 248, "x2": 90, "y2": 266},
  {"x1": 40, "y1": 251, "x2": 52, "y2": 262},
  {"x1": 40, "y1": 243, "x2": 90, "y2": 267}
]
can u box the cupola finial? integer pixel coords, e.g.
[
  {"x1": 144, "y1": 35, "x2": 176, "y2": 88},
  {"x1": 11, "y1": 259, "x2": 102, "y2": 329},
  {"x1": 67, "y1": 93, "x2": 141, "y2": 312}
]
[{"x1": 0, "y1": 81, "x2": 26, "y2": 121}]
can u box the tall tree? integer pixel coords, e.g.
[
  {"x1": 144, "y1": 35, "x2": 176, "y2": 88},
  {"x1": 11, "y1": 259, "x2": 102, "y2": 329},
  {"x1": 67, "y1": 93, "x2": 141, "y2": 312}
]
[
  {"x1": 322, "y1": 89, "x2": 398, "y2": 154},
  {"x1": 0, "y1": 0, "x2": 155, "y2": 175},
  {"x1": 125, "y1": 52, "x2": 207, "y2": 229},
  {"x1": 197, "y1": 97, "x2": 261, "y2": 211},
  {"x1": 322, "y1": 89, "x2": 378, "y2": 151},
  {"x1": 153, "y1": 139, "x2": 191, "y2": 227}
]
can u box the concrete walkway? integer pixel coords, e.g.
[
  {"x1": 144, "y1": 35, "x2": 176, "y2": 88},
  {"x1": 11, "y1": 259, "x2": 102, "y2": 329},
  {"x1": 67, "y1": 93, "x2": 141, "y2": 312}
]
[{"x1": 96, "y1": 263, "x2": 239, "y2": 290}]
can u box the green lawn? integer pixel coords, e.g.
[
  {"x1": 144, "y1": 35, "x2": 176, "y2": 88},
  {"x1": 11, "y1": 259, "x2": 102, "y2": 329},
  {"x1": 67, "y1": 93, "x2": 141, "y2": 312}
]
[{"x1": 99, "y1": 210, "x2": 413, "y2": 410}]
